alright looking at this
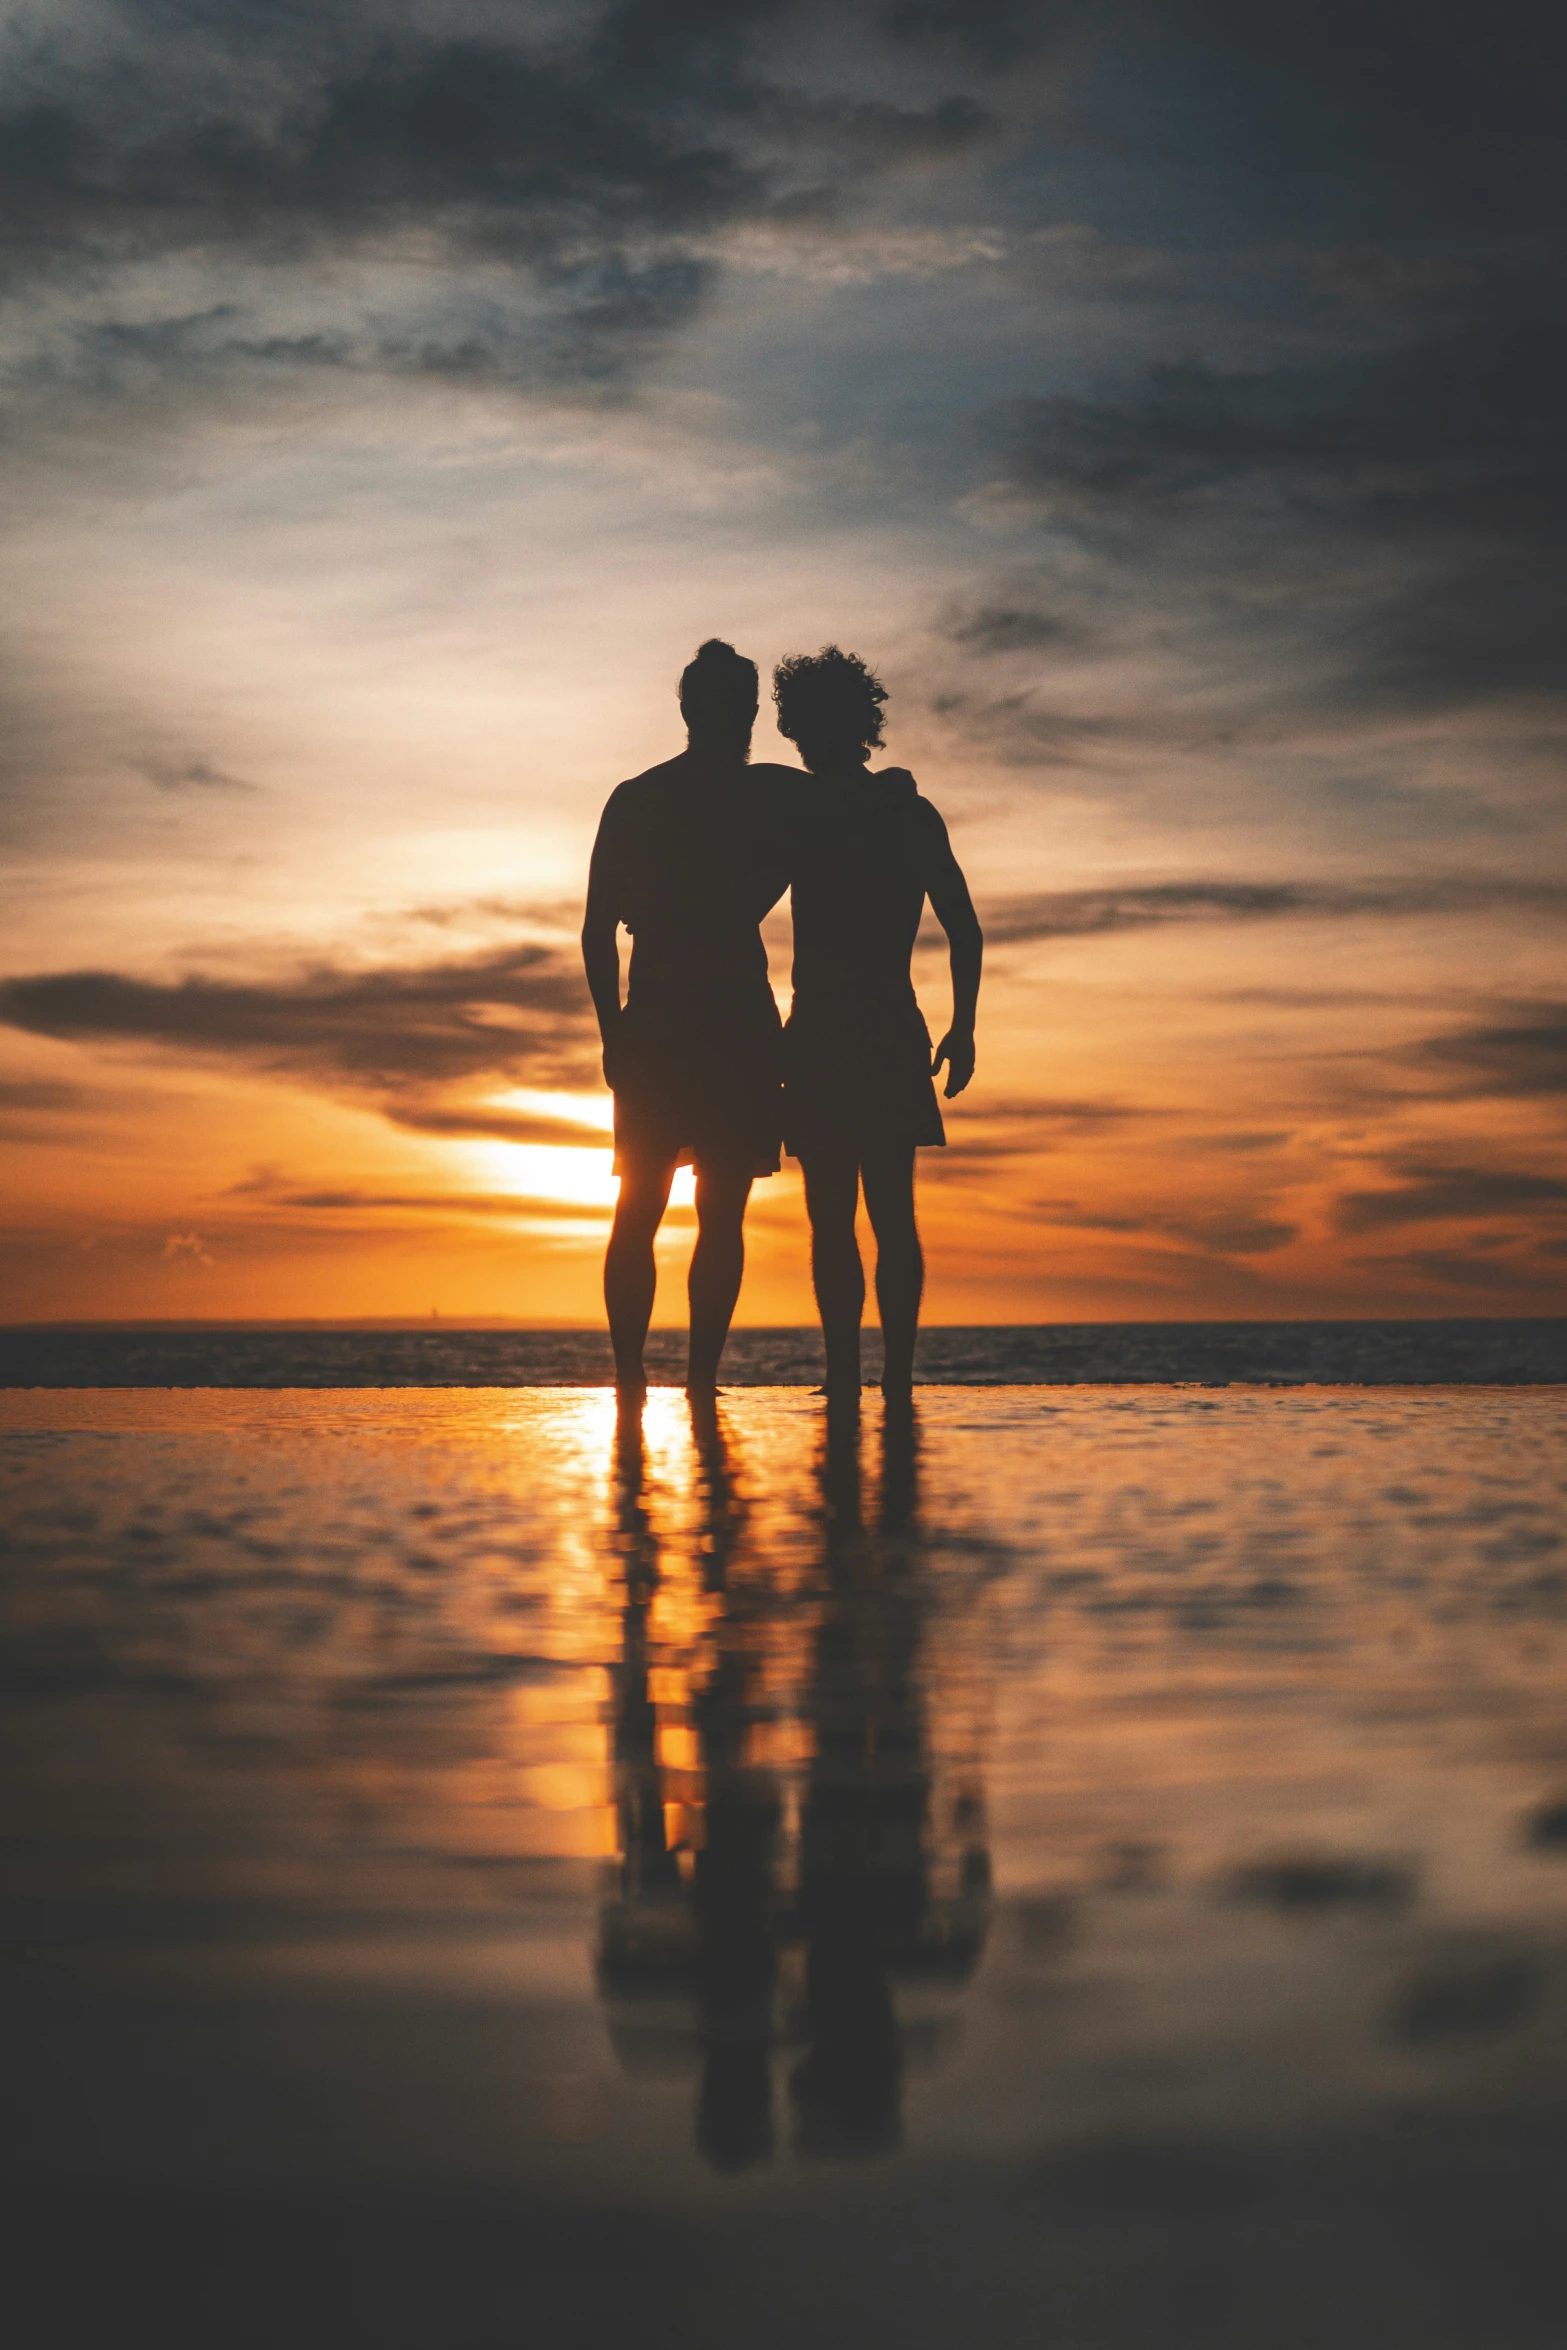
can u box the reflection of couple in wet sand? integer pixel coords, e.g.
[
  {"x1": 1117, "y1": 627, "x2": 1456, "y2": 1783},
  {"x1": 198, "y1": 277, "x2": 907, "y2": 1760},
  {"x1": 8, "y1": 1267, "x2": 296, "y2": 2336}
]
[
  {"x1": 599, "y1": 1401, "x2": 992, "y2": 2171},
  {"x1": 582, "y1": 638, "x2": 983, "y2": 1404}
]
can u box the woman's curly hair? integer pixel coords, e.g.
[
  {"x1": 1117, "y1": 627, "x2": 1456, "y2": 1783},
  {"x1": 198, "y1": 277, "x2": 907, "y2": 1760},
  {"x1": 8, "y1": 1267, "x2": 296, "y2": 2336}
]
[{"x1": 772, "y1": 645, "x2": 888, "y2": 754}]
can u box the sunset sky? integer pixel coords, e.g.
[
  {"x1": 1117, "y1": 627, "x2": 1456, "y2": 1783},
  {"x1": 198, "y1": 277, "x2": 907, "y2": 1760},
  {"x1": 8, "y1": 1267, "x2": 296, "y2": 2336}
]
[{"x1": 1, "y1": 0, "x2": 1563, "y2": 1325}]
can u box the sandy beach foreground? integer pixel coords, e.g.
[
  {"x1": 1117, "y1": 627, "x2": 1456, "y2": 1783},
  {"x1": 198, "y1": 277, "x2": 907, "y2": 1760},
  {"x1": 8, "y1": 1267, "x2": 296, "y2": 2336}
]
[{"x1": 4, "y1": 1386, "x2": 1566, "y2": 2348}]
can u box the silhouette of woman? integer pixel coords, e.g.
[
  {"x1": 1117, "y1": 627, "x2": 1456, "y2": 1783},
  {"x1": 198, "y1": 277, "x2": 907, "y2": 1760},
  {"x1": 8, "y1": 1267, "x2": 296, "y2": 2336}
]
[
  {"x1": 772, "y1": 648, "x2": 982, "y2": 1406},
  {"x1": 790, "y1": 1406, "x2": 993, "y2": 2161}
]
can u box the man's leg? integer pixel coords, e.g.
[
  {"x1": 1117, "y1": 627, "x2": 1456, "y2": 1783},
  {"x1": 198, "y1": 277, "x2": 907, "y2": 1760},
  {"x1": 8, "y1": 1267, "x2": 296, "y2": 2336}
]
[
  {"x1": 688, "y1": 1163, "x2": 754, "y2": 1396},
  {"x1": 860, "y1": 1142, "x2": 922, "y2": 1401},
  {"x1": 801, "y1": 1148, "x2": 865, "y2": 1399},
  {"x1": 605, "y1": 1150, "x2": 677, "y2": 1393}
]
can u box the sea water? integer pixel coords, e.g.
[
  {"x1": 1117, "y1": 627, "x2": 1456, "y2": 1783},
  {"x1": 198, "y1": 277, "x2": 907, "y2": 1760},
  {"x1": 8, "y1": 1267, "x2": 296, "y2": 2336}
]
[{"x1": 3, "y1": 1317, "x2": 1564, "y2": 1387}]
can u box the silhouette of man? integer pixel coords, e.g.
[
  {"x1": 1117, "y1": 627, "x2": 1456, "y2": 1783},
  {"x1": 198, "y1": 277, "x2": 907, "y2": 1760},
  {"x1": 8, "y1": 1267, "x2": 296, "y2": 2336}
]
[
  {"x1": 772, "y1": 646, "x2": 982, "y2": 1408},
  {"x1": 582, "y1": 641, "x2": 793, "y2": 1398},
  {"x1": 595, "y1": 1398, "x2": 784, "y2": 2174}
]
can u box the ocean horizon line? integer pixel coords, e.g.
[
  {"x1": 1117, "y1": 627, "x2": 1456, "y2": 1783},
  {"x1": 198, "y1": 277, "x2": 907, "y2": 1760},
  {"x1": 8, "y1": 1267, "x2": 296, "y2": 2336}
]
[
  {"x1": 3, "y1": 1319, "x2": 1562, "y2": 1388},
  {"x1": 5, "y1": 1314, "x2": 1565, "y2": 1333}
]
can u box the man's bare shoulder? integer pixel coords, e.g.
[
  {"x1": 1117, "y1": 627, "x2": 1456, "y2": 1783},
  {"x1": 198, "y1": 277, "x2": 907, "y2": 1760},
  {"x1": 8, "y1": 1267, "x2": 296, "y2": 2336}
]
[
  {"x1": 597, "y1": 755, "x2": 688, "y2": 832},
  {"x1": 609, "y1": 751, "x2": 688, "y2": 799}
]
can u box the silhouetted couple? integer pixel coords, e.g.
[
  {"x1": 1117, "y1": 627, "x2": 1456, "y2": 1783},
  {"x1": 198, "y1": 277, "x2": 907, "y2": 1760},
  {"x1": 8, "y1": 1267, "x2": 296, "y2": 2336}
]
[{"x1": 581, "y1": 638, "x2": 982, "y2": 1406}]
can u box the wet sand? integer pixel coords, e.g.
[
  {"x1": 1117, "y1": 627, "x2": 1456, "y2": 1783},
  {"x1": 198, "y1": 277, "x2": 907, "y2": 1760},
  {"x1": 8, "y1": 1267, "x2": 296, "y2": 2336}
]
[{"x1": 4, "y1": 1386, "x2": 1566, "y2": 2348}]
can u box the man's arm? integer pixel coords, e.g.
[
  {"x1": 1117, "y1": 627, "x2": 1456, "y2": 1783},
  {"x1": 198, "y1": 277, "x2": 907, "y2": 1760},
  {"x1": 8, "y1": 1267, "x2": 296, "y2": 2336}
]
[
  {"x1": 748, "y1": 760, "x2": 806, "y2": 918},
  {"x1": 581, "y1": 802, "x2": 628, "y2": 1086},
  {"x1": 915, "y1": 798, "x2": 983, "y2": 1099}
]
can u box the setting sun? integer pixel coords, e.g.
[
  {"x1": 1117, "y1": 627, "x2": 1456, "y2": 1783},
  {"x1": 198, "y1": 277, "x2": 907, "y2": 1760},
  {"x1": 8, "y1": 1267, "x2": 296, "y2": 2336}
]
[
  {"x1": 460, "y1": 1140, "x2": 696, "y2": 1214},
  {"x1": 485, "y1": 1089, "x2": 615, "y2": 1135}
]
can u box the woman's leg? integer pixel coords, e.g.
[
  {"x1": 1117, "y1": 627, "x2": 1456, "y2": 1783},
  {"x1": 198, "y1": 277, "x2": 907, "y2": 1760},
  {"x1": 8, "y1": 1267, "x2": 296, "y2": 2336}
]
[
  {"x1": 801, "y1": 1147, "x2": 865, "y2": 1397},
  {"x1": 860, "y1": 1142, "x2": 922, "y2": 1400},
  {"x1": 688, "y1": 1163, "x2": 754, "y2": 1395},
  {"x1": 605, "y1": 1150, "x2": 676, "y2": 1392}
]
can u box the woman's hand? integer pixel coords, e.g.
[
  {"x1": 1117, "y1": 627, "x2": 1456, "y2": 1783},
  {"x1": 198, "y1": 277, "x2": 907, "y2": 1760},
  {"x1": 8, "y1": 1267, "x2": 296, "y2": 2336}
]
[{"x1": 932, "y1": 1027, "x2": 975, "y2": 1098}]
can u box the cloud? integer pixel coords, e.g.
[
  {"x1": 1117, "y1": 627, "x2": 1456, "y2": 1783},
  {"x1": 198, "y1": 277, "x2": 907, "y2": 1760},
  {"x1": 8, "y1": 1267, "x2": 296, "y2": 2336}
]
[
  {"x1": 1171, "y1": 1213, "x2": 1295, "y2": 1255},
  {"x1": 991, "y1": 320, "x2": 1567, "y2": 721},
  {"x1": 1033, "y1": 1198, "x2": 1297, "y2": 1256},
  {"x1": 134, "y1": 754, "x2": 258, "y2": 793},
  {"x1": 162, "y1": 1229, "x2": 213, "y2": 1265},
  {"x1": 723, "y1": 219, "x2": 1007, "y2": 285},
  {"x1": 879, "y1": 0, "x2": 1063, "y2": 70},
  {"x1": 227, "y1": 1174, "x2": 608, "y2": 1221},
  {"x1": 1409, "y1": 1012, "x2": 1567, "y2": 1099},
  {"x1": 916, "y1": 1097, "x2": 1153, "y2": 1169},
  {"x1": 1002, "y1": 323, "x2": 1567, "y2": 541},
  {"x1": 33, "y1": 878, "x2": 1508, "y2": 1132},
  {"x1": 1115, "y1": 1, "x2": 1566, "y2": 242},
  {"x1": 1378, "y1": 1248, "x2": 1543, "y2": 1293},
  {"x1": 371, "y1": 1100, "x2": 612, "y2": 1145},
  {"x1": 0, "y1": 939, "x2": 596, "y2": 1110},
  {"x1": 979, "y1": 876, "x2": 1567, "y2": 948},
  {"x1": 0, "y1": 1077, "x2": 94, "y2": 1111},
  {"x1": 1308, "y1": 248, "x2": 1480, "y2": 307},
  {"x1": 1337, "y1": 1161, "x2": 1567, "y2": 1235},
  {"x1": 0, "y1": 1074, "x2": 114, "y2": 1139},
  {"x1": 944, "y1": 599, "x2": 1087, "y2": 655},
  {"x1": 0, "y1": 0, "x2": 1001, "y2": 405}
]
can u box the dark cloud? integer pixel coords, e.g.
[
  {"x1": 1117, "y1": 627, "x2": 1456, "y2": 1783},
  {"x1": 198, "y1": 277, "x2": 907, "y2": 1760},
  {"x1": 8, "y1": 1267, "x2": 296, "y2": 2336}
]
[
  {"x1": 0, "y1": 1074, "x2": 110, "y2": 1140},
  {"x1": 1368, "y1": 1246, "x2": 1544, "y2": 1294},
  {"x1": 1201, "y1": 1130, "x2": 1291, "y2": 1152},
  {"x1": 926, "y1": 689, "x2": 1142, "y2": 767},
  {"x1": 135, "y1": 754, "x2": 258, "y2": 793},
  {"x1": 995, "y1": 320, "x2": 1567, "y2": 718},
  {"x1": 945, "y1": 600, "x2": 1086, "y2": 655},
  {"x1": 1100, "y1": 1, "x2": 1567, "y2": 249},
  {"x1": 927, "y1": 670, "x2": 1559, "y2": 780},
  {"x1": 1003, "y1": 324, "x2": 1567, "y2": 541},
  {"x1": 1337, "y1": 1161, "x2": 1567, "y2": 1234},
  {"x1": 1035, "y1": 1199, "x2": 1297, "y2": 1255},
  {"x1": 386, "y1": 1101, "x2": 611, "y2": 1145},
  {"x1": 3, "y1": 16, "x2": 754, "y2": 259},
  {"x1": 0, "y1": 0, "x2": 998, "y2": 396},
  {"x1": 880, "y1": 0, "x2": 1061, "y2": 70},
  {"x1": 980, "y1": 876, "x2": 1567, "y2": 948},
  {"x1": 1173, "y1": 1213, "x2": 1295, "y2": 1256},
  {"x1": 228, "y1": 1174, "x2": 608, "y2": 1219},
  {"x1": 0, "y1": 1077, "x2": 93, "y2": 1111},
  {"x1": 0, "y1": 941, "x2": 595, "y2": 1105},
  {"x1": 1308, "y1": 248, "x2": 1480, "y2": 308},
  {"x1": 909, "y1": 8, "x2": 1567, "y2": 768},
  {"x1": 1410, "y1": 1012, "x2": 1567, "y2": 1099},
  {"x1": 918, "y1": 1096, "x2": 1151, "y2": 1166}
]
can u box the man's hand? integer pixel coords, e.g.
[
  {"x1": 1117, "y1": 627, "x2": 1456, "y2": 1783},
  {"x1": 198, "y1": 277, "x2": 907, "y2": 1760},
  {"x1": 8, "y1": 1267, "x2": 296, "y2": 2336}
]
[
  {"x1": 931, "y1": 1027, "x2": 975, "y2": 1098},
  {"x1": 601, "y1": 1013, "x2": 628, "y2": 1092}
]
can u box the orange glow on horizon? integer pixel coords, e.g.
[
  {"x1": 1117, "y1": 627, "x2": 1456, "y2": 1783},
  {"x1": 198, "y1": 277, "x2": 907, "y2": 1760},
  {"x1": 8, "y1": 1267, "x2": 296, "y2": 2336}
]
[{"x1": 1, "y1": 898, "x2": 1562, "y2": 1322}]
